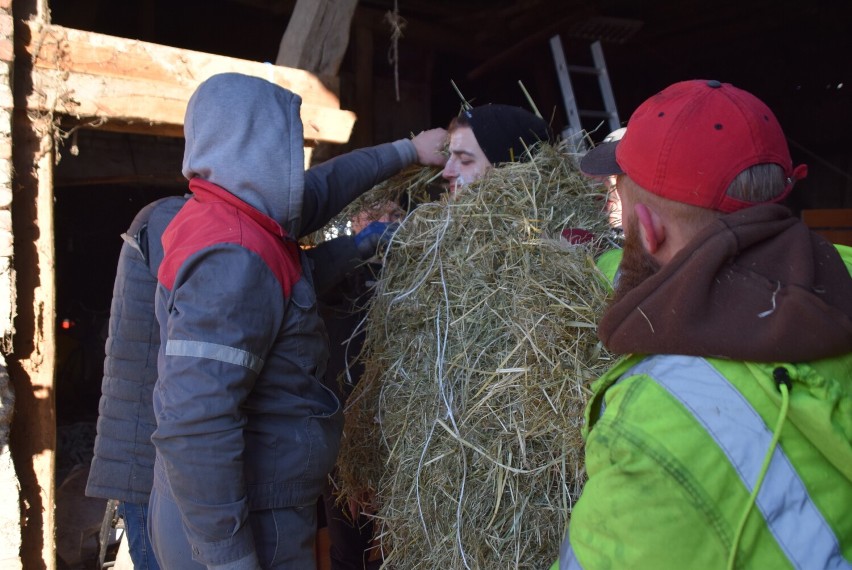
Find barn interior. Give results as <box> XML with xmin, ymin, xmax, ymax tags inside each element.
<box><xmin>43</xmin><ymin>1</ymin><xmax>851</xmax><ymax>563</ymax></box>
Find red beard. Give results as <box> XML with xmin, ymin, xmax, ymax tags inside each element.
<box><xmin>610</xmin><ymin>220</ymin><xmax>661</xmax><ymax>307</ymax></box>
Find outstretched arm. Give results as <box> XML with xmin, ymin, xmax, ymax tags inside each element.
<box><xmin>299</xmin><ymin>128</ymin><xmax>447</xmax><ymax>236</ymax></box>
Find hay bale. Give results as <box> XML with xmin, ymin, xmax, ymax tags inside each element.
<box><xmin>337</xmin><ymin>142</ymin><xmax>614</xmax><ymax>569</ymax></box>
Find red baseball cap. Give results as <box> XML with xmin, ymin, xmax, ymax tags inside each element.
<box><xmin>580</xmin><ymin>79</ymin><xmax>807</xmax><ymax>213</ymax></box>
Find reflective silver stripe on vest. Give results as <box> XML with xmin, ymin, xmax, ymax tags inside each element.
<box><xmin>559</xmin><ymin>526</ymin><xmax>583</xmax><ymax>570</ymax></box>
<box><xmin>627</xmin><ymin>355</ymin><xmax>849</xmax><ymax>570</ymax></box>
<box><xmin>165</xmin><ymin>339</ymin><xmax>265</xmax><ymax>374</ymax></box>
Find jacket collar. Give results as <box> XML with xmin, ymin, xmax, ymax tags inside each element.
<box><xmin>189</xmin><ymin>178</ymin><xmax>288</xmax><ymax>239</ymax></box>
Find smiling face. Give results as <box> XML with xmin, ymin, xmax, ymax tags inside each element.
<box><xmin>441</xmin><ymin>126</ymin><xmax>492</xmax><ymax>194</ymax></box>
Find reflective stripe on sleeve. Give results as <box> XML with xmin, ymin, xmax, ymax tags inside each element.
<box><xmin>165</xmin><ymin>339</ymin><xmax>265</xmax><ymax>374</ymax></box>
<box><xmin>626</xmin><ymin>355</ymin><xmax>849</xmax><ymax>570</ymax></box>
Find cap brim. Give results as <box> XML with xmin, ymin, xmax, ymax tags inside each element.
<box><xmin>579</xmin><ymin>141</ymin><xmax>624</xmax><ymax>177</ymax></box>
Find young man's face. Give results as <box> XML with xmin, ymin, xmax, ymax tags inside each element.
<box><xmin>590</xmin><ymin>174</ymin><xmax>623</xmax><ymax>229</ymax></box>
<box><xmin>441</xmin><ymin>126</ymin><xmax>492</xmax><ymax>193</ymax></box>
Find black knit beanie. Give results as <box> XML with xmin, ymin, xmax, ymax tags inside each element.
<box><xmin>462</xmin><ymin>104</ymin><xmax>551</xmax><ymax>164</ymax></box>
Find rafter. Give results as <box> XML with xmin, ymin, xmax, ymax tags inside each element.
<box><xmin>23</xmin><ymin>23</ymin><xmax>356</xmax><ymax>142</ymax></box>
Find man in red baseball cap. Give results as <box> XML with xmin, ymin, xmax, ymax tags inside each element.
<box><xmin>551</xmin><ymin>80</ymin><xmax>852</xmax><ymax>569</ymax></box>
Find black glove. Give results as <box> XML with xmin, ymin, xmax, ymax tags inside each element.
<box><xmin>353</xmin><ymin>221</ymin><xmax>398</xmax><ymax>259</ymax></box>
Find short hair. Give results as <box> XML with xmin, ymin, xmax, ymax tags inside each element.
<box><xmin>448</xmin><ymin>113</ymin><xmax>470</xmax><ymax>133</ymax></box>
<box><xmin>617</xmin><ymin>175</ymin><xmax>718</xmax><ymax>239</ymax></box>
<box><xmin>725</xmin><ymin>163</ymin><xmax>788</xmax><ymax>203</ymax></box>
<box><xmin>618</xmin><ymin>162</ymin><xmax>790</xmax><ymax>245</ymax></box>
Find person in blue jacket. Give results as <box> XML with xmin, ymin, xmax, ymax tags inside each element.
<box><xmin>85</xmin><ymin>195</ymin><xmax>186</xmax><ymax>570</ymax></box>
<box><xmin>86</xmin><ymin>71</ymin><xmax>446</xmax><ymax>570</ymax></box>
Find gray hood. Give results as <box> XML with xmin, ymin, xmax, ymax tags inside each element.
<box><xmin>182</xmin><ymin>72</ymin><xmax>305</xmax><ymax>237</ymax></box>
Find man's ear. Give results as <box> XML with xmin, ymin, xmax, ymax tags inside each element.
<box><xmin>634</xmin><ymin>203</ymin><xmax>665</xmax><ymax>255</ymax></box>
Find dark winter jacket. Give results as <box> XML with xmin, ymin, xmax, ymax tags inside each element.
<box><xmin>86</xmin><ymin>195</ymin><xmax>187</xmax><ymax>504</ymax></box>
<box><xmin>149</xmin><ymin>73</ymin><xmax>418</xmax><ymax>568</ymax></box>
<box><xmin>87</xmin><ymin>85</ymin><xmax>419</xmax><ymax>511</ymax></box>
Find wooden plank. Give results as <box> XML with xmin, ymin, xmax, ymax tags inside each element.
<box><xmin>9</xmin><ymin>2</ymin><xmax>58</xmax><ymax>568</ymax></box>
<box><xmin>31</xmin><ymin>67</ymin><xmax>355</xmax><ymax>142</ymax></box>
<box><xmin>802</xmin><ymin>208</ymin><xmax>852</xmax><ymax>246</ymax></box>
<box><xmin>276</xmin><ymin>0</ymin><xmax>358</xmax><ymax>78</ymax></box>
<box><xmin>802</xmin><ymin>208</ymin><xmax>852</xmax><ymax>227</ymax></box>
<box><xmin>10</xmin><ymin>95</ymin><xmax>59</xmax><ymax>570</ymax></box>
<box><xmin>30</xmin><ymin>24</ymin><xmax>340</xmax><ymax>108</ymax></box>
<box><xmin>24</xmin><ymin>24</ymin><xmax>356</xmax><ymax>142</ymax></box>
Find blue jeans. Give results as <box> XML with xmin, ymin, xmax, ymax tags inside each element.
<box><xmin>119</xmin><ymin>501</ymin><xmax>161</xmax><ymax>570</ymax></box>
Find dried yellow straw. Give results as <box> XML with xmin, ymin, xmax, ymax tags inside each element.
<box><xmin>337</xmin><ymin>141</ymin><xmax>614</xmax><ymax>569</ymax></box>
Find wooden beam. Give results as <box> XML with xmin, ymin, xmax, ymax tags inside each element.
<box><xmin>24</xmin><ymin>24</ymin><xmax>356</xmax><ymax>142</ymax></box>
<box><xmin>10</xmin><ymin>3</ymin><xmax>57</xmax><ymax>569</ymax></box>
<box><xmin>275</xmin><ymin>0</ymin><xmax>358</xmax><ymax>78</ymax></box>
<box><xmin>8</xmin><ymin>111</ymin><xmax>56</xmax><ymax>570</ymax></box>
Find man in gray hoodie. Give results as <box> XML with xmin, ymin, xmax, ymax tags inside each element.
<box><xmin>121</xmin><ymin>72</ymin><xmax>446</xmax><ymax>570</ymax></box>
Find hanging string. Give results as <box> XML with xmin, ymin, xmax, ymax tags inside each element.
<box><xmin>384</xmin><ymin>0</ymin><xmax>406</xmax><ymax>102</ymax></box>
